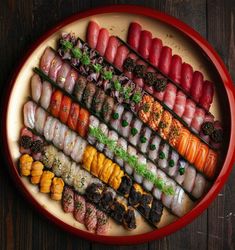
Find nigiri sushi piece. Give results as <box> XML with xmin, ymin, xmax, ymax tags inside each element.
<box><xmin>148</xmin><ymin>101</ymin><xmax>163</xmax><ymax>131</ymax></box>
<box><xmin>104</xmin><ymin>130</ymin><xmax>118</xmax><ymax>160</ymax></box>
<box><xmin>96</xmin><ymin>28</ymin><xmax>109</xmax><ymax>56</ymax></box>
<box><xmin>175</xmin><ymin>160</ymin><xmax>188</xmax><ymax>185</ymax></box>
<box><xmin>194</xmin><ymin>143</ymin><xmax>209</xmax><ymax>172</ymax></box>
<box><xmin>56</xmin><ymin>62</ymin><xmax>71</xmax><ymax>88</ymax></box>
<box><xmin>182</xmin><ymin>165</ymin><xmax>196</xmax><ymax>193</ymax></box>
<box><xmin>173</xmin><ymin>91</ymin><xmax>186</xmax><ymax>117</ymax></box>
<box><xmin>73</xmin><ymin>169</ymin><xmax>92</xmax><ymax>194</ymax></box>
<box><xmin>87</xmin><ymin>21</ymin><xmax>100</xmax><ymax>49</ymax></box>
<box><xmin>52</xmin><ymin>122</ymin><xmax>66</xmax><ymax>150</ymax></box>
<box><xmin>129</xmin><ymin>118</ymin><xmax>142</xmax><ymax>146</ymax></box>
<box><xmin>43</xmin><ymin>116</ymin><xmax>57</xmax><ymax>141</ymax></box>
<box><xmin>67</xmin><ymin>103</ymin><xmax>80</xmax><ymax>131</ymax></box>
<box><xmin>168</xmin><ymin>119</ymin><xmax>183</xmax><ymax>147</ymax></box>
<box><xmin>73</xmin><ymin>76</ymin><xmax>87</xmax><ymax>102</ymax></box>
<box><xmin>157</xmin><ymin>143</ymin><xmax>170</xmax><ymax>169</ymax></box>
<box><xmin>31</xmin><ymin>74</ymin><xmax>42</xmax><ymax>103</ymax></box>
<box><xmin>162</xmin><ymin>178</ymin><xmax>176</xmax><ymax>208</ymax></box>
<box><xmin>23</xmin><ymin>101</ymin><xmax>36</xmax><ymax>129</ymax></box>
<box><xmin>158</xmin><ymin>46</ymin><xmax>172</xmax><ymax>75</ymax></box>
<box><xmin>133</xmin><ymin>60</ymin><xmax>146</xmax><ymax>88</ymax></box>
<box><xmin>175</xmin><ymin>128</ymin><xmax>190</xmax><ymax>156</ymax></box>
<box><xmin>40</xmin><ymin>47</ymin><xmax>55</xmax><ymax>75</ymax></box>
<box><xmin>62</xmin><ymin>186</ymin><xmax>74</xmax><ymax>213</ymax></box>
<box><xmin>120</xmin><ymin>111</ymin><xmax>133</xmax><ymax>138</ymax></box>
<box><xmin>149</xmin><ymin>38</ymin><xmax>163</xmax><ymax>67</ymax></box>
<box><xmin>87</xmin><ymin>116</ymin><xmax>100</xmax><ymax>145</ymax></box>
<box><xmin>19</xmin><ymin>128</ymin><xmax>33</xmax><ymax>154</ymax></box>
<box><xmin>148</xmin><ymin>135</ymin><xmax>161</xmax><ymax>161</ymax></box>
<box><xmin>167</xmin><ymin>149</ymin><xmax>179</xmax><ymax>177</ymax></box>
<box><xmin>203</xmin><ymin>149</ymin><xmax>218</xmax><ymax>179</ymax></box>
<box><xmin>211</xmin><ymin>121</ymin><xmax>223</xmax><ymax>149</ymax></box>
<box><xmin>40</xmin><ymin>81</ymin><xmax>53</xmax><ymax>110</ymax></box>
<box><xmin>199</xmin><ymin>80</ymin><xmax>214</xmax><ymax>111</ymax></box>
<box><xmin>199</xmin><ymin>114</ymin><xmax>214</xmax><ymax>142</ymax></box>
<box><xmin>104</xmin><ymin>36</ymin><xmax>120</xmax><ymax>63</ymax></box>
<box><xmin>62</xmin><ymin>162</ymin><xmax>77</xmax><ymax>186</ymax></box>
<box><xmin>82</xmin><ymin>82</ymin><xmax>96</xmax><ymax>109</ymax></box>
<box><xmin>127</xmin><ymin>22</ymin><xmax>142</xmax><ymax>50</ymax></box>
<box><xmin>96</xmin><ymin>210</ymin><xmax>109</xmax><ymax>235</ymax></box>
<box><xmin>115</xmin><ymin>137</ymin><xmax>127</xmax><ymax>167</ymax></box>
<box><xmin>49</xmin><ymin>56</ymin><xmax>62</xmax><ymax>81</ymax></box>
<box><xmin>191</xmin><ymin>108</ymin><xmax>205</xmax><ymax>133</ymax></box>
<box><xmin>52</xmin><ymin>151</ymin><xmax>68</xmax><ymax>177</ymax></box>
<box><xmin>77</xmin><ymin>108</ymin><xmax>89</xmax><ymax>137</ymax></box>
<box><xmin>133</xmin><ymin>154</ymin><xmax>146</xmax><ymax>184</ymax></box>
<box><xmin>50</xmin><ymin>90</ymin><xmax>63</xmax><ymax>118</ymax></box>
<box><xmin>63</xmin><ymin>130</ymin><xmax>77</xmax><ymax>156</ymax></box>
<box><xmin>59</xmin><ymin>95</ymin><xmax>72</xmax><ymax>124</ymax></box>
<box><xmin>101</xmin><ymin>97</ymin><xmax>115</xmax><ymax>123</ymax></box>
<box><xmin>190</xmin><ymin>71</ymin><xmax>203</xmax><ymax>102</ymax></box>
<box><xmin>110</xmin><ymin>104</ymin><xmax>124</xmax><ymax>131</ymax></box>
<box><xmin>96</xmin><ymin>123</ymin><xmax>108</xmax><ymax>151</ymax></box>
<box><xmin>182</xmin><ymin>99</ymin><xmax>196</xmax><ymax>125</ymax></box>
<box><xmin>92</xmin><ymin>88</ymin><xmax>106</xmax><ymax>114</ymax></box>
<box><xmin>184</xmin><ymin>135</ymin><xmax>200</xmax><ymax>164</ymax></box>
<box><xmin>35</xmin><ymin>107</ymin><xmax>47</xmax><ymax>135</ymax></box>
<box><xmin>64</xmin><ymin>69</ymin><xmax>78</xmax><ymax>94</ymax></box>
<box><xmin>41</xmin><ymin>145</ymin><xmax>58</xmax><ymax>168</ymax></box>
<box><xmin>71</xmin><ymin>137</ymin><xmax>87</xmax><ymax>163</ymax></box>
<box><xmin>169</xmin><ymin>55</ymin><xmax>182</xmax><ymax>83</ymax></box>
<box><xmin>138</xmin><ymin>30</ymin><xmax>152</xmax><ymax>59</ymax></box>
<box><xmin>158</xmin><ymin>111</ymin><xmax>173</xmax><ymax>140</ymax></box>
<box><xmin>138</xmin><ymin>95</ymin><xmax>154</xmax><ymax>123</ymax></box>
<box><xmin>143</xmin><ymin>161</ymin><xmax>157</xmax><ymax>191</ymax></box>
<box><xmin>125</xmin><ymin>145</ymin><xmax>136</xmax><ymax>175</ymax></box>
<box><xmin>152</xmin><ymin>169</ymin><xmax>166</xmax><ymax>200</ymax></box>
<box><xmin>191</xmin><ymin>173</ymin><xmax>208</xmax><ymax>199</ymax></box>
<box><xmin>85</xmin><ymin>202</ymin><xmax>98</xmax><ymax>232</ymax></box>
<box><xmin>74</xmin><ymin>193</ymin><xmax>86</xmax><ymax>223</ymax></box>
<box><xmin>139</xmin><ymin>127</ymin><xmax>151</xmax><ymax>154</ymax></box>
<box><xmin>113</xmin><ymin>45</ymin><xmax>129</xmax><ymax>70</ymax></box>
<box><xmin>181</xmin><ymin>63</ymin><xmax>193</xmax><ymax>92</ymax></box>
<box><xmin>163</xmin><ymin>83</ymin><xmax>177</xmax><ymax>109</ymax></box>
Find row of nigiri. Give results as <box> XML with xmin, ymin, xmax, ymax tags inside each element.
<box><xmin>23</xmin><ymin>101</ymin><xmax>193</xmax><ymax>218</ymax></box>
<box><xmin>29</xmin><ymin>75</ymin><xmax>208</xmax><ymax>197</ymax></box>
<box><xmin>86</xmin><ymin>20</ymin><xmax>214</xmax><ymax>111</ymax></box>
<box><xmin>37</xmin><ymin>47</ymin><xmax>219</xmax><ymax>179</ymax></box>
<box><xmin>56</xmin><ymin>34</ymin><xmax>222</xmax><ymax>148</ymax></box>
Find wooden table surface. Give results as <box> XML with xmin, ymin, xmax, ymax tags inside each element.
<box><xmin>0</xmin><ymin>1</ymin><xmax>234</xmax><ymax>249</ymax></box>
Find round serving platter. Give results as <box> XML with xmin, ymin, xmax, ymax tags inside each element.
<box><xmin>2</xmin><ymin>5</ymin><xmax>235</xmax><ymax>245</ymax></box>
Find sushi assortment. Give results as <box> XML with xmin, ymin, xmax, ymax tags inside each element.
<box><xmin>17</xmin><ymin>20</ymin><xmax>224</xmax><ymax>235</ymax></box>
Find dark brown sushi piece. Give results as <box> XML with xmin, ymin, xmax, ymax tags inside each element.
<box><xmin>82</xmin><ymin>82</ymin><xmax>96</xmax><ymax>109</ymax></box>
<box><xmin>123</xmin><ymin>207</ymin><xmax>137</xmax><ymax>230</ymax></box>
<box><xmin>98</xmin><ymin>188</ymin><xmax>115</xmax><ymax>213</ymax></box>
<box><xmin>110</xmin><ymin>200</ymin><xmax>126</xmax><ymax>224</ymax></box>
<box><xmin>73</xmin><ymin>75</ymin><xmax>87</xmax><ymax>101</ymax></box>
<box><xmin>128</xmin><ymin>184</ymin><xmax>142</xmax><ymax>207</ymax></box>
<box><xmin>62</xmin><ymin>186</ymin><xmax>75</xmax><ymax>213</ymax></box>
<box><xmin>86</xmin><ymin>183</ymin><xmax>104</xmax><ymax>204</ymax></box>
<box><xmin>137</xmin><ymin>193</ymin><xmax>153</xmax><ymax>218</ymax></box>
<box><xmin>92</xmin><ymin>88</ymin><xmax>106</xmax><ymax>114</ymax></box>
<box><xmin>149</xmin><ymin>199</ymin><xmax>163</xmax><ymax>224</ymax></box>
<box><xmin>117</xmin><ymin>175</ymin><xmax>132</xmax><ymax>197</ymax></box>
<box><xmin>101</xmin><ymin>96</ymin><xmax>115</xmax><ymax>122</ymax></box>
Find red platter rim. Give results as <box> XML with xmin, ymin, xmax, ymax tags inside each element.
<box><xmin>2</xmin><ymin>4</ymin><xmax>235</xmax><ymax>245</ymax></box>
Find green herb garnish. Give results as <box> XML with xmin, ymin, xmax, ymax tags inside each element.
<box><xmin>140</xmin><ymin>136</ymin><xmax>147</xmax><ymax>143</ymax></box>
<box><xmin>159</xmin><ymin>151</ymin><xmax>165</xmax><ymax>159</ymax></box>
<box><xmin>81</xmin><ymin>53</ymin><xmax>90</xmax><ymax>65</ymax></box>
<box><xmin>112</xmin><ymin>112</ymin><xmax>119</xmax><ymax>120</ymax></box>
<box><xmin>113</xmin><ymin>80</ymin><xmax>121</xmax><ymax>91</ymax></box>
<box><xmin>131</xmin><ymin>91</ymin><xmax>141</xmax><ymax>104</ymax></box>
<box><xmin>179</xmin><ymin>167</ymin><xmax>185</xmax><ymax>175</ymax></box>
<box><xmin>61</xmin><ymin>40</ymin><xmax>73</xmax><ymax>50</ymax></box>
<box><xmin>121</xmin><ymin>120</ymin><xmax>129</xmax><ymax>127</ymax></box>
<box><xmin>150</xmin><ymin>144</ymin><xmax>156</xmax><ymax>150</ymax></box>
<box><xmin>103</xmin><ymin>70</ymin><xmax>113</xmax><ymax>80</ymax></box>
<box><xmin>123</xmin><ymin>87</ymin><xmax>132</xmax><ymax>100</ymax></box>
<box><xmin>169</xmin><ymin>159</ymin><xmax>174</xmax><ymax>167</ymax></box>
<box><xmin>71</xmin><ymin>47</ymin><xmax>82</xmax><ymax>59</ymax></box>
<box><xmin>92</xmin><ymin>63</ymin><xmax>102</xmax><ymax>73</ymax></box>
<box><xmin>131</xmin><ymin>127</ymin><xmax>138</xmax><ymax>136</ymax></box>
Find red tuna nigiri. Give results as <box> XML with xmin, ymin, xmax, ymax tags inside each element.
<box><xmin>96</xmin><ymin>28</ymin><xmax>110</xmax><ymax>56</ymax></box>
<box><xmin>87</xmin><ymin>21</ymin><xmax>100</xmax><ymax>49</ymax></box>
<box><xmin>158</xmin><ymin>46</ymin><xmax>172</xmax><ymax>75</ymax></box>
<box><xmin>104</xmin><ymin>36</ymin><xmax>120</xmax><ymax>63</ymax></box>
<box><xmin>113</xmin><ymin>45</ymin><xmax>129</xmax><ymax>70</ymax></box>
<box><xmin>190</xmin><ymin>71</ymin><xmax>203</xmax><ymax>102</ymax></box>
<box><xmin>169</xmin><ymin>55</ymin><xmax>182</xmax><ymax>83</ymax></box>
<box><xmin>199</xmin><ymin>80</ymin><xmax>214</xmax><ymax>111</ymax></box>
<box><xmin>149</xmin><ymin>38</ymin><xmax>163</xmax><ymax>67</ymax></box>
<box><xmin>181</xmin><ymin>63</ymin><xmax>193</xmax><ymax>92</ymax></box>
<box><xmin>127</xmin><ymin>22</ymin><xmax>142</xmax><ymax>50</ymax></box>
<box><xmin>138</xmin><ymin>30</ymin><xmax>152</xmax><ymax>59</ymax></box>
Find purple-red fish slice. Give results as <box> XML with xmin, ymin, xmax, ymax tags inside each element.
<box><xmin>56</xmin><ymin>62</ymin><xmax>71</xmax><ymax>88</ymax></box>
<box><xmin>182</xmin><ymin>99</ymin><xmax>196</xmax><ymax>125</ymax></box>
<box><xmin>104</xmin><ymin>36</ymin><xmax>120</xmax><ymax>63</ymax></box>
<box><xmin>190</xmin><ymin>71</ymin><xmax>203</xmax><ymax>102</ymax></box>
<box><xmin>181</xmin><ymin>63</ymin><xmax>193</xmax><ymax>91</ymax></box>
<box><xmin>127</xmin><ymin>22</ymin><xmax>142</xmax><ymax>50</ymax></box>
<box><xmin>199</xmin><ymin>80</ymin><xmax>214</xmax><ymax>111</ymax></box>
<box><xmin>64</xmin><ymin>69</ymin><xmax>78</xmax><ymax>94</ymax></box>
<box><xmin>163</xmin><ymin>83</ymin><xmax>177</xmax><ymax>109</ymax></box>
<box><xmin>62</xmin><ymin>186</ymin><xmax>75</xmax><ymax>213</ymax></box>
<box><xmin>173</xmin><ymin>91</ymin><xmax>186</xmax><ymax>117</ymax></box>
<box><xmin>113</xmin><ymin>45</ymin><xmax>129</xmax><ymax>70</ymax></box>
<box><xmin>149</xmin><ymin>38</ymin><xmax>163</xmax><ymax>67</ymax></box>
<box><xmin>40</xmin><ymin>47</ymin><xmax>55</xmax><ymax>75</ymax></box>
<box><xmin>87</xmin><ymin>21</ymin><xmax>100</xmax><ymax>49</ymax></box>
<box><xmin>84</xmin><ymin>202</ymin><xmax>97</xmax><ymax>232</ymax></box>
<box><xmin>191</xmin><ymin>108</ymin><xmax>205</xmax><ymax>133</ymax></box>
<box><xmin>169</xmin><ymin>55</ymin><xmax>182</xmax><ymax>84</ymax></box>
<box><xmin>96</xmin><ymin>28</ymin><xmax>110</xmax><ymax>56</ymax></box>
<box><xmin>138</xmin><ymin>30</ymin><xmax>152</xmax><ymax>59</ymax></box>
<box><xmin>96</xmin><ymin>210</ymin><xmax>109</xmax><ymax>235</ymax></box>
<box><xmin>31</xmin><ymin>74</ymin><xmax>42</xmax><ymax>103</ymax></box>
<box><xmin>73</xmin><ymin>193</ymin><xmax>86</xmax><ymax>223</ymax></box>
<box><xmin>48</xmin><ymin>55</ymin><xmax>63</xmax><ymax>82</ymax></box>
<box><xmin>158</xmin><ymin>46</ymin><xmax>172</xmax><ymax>75</ymax></box>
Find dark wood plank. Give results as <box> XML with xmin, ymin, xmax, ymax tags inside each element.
<box><xmin>207</xmin><ymin>1</ymin><xmax>235</xmax><ymax>249</ymax></box>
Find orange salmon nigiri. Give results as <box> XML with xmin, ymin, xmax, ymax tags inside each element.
<box><xmin>175</xmin><ymin>128</ymin><xmax>190</xmax><ymax>156</ymax></box>
<box><xmin>184</xmin><ymin>135</ymin><xmax>200</xmax><ymax>164</ymax></box>
<box><xmin>194</xmin><ymin>143</ymin><xmax>209</xmax><ymax>172</ymax></box>
<box><xmin>158</xmin><ymin>111</ymin><xmax>173</xmax><ymax>140</ymax></box>
<box><xmin>77</xmin><ymin>108</ymin><xmax>90</xmax><ymax>137</ymax></box>
<box><xmin>59</xmin><ymin>95</ymin><xmax>72</xmax><ymax>124</ymax></box>
<box><xmin>50</xmin><ymin>90</ymin><xmax>63</xmax><ymax>117</ymax></box>
<box><xmin>203</xmin><ymin>149</ymin><xmax>218</xmax><ymax>179</ymax></box>
<box><xmin>168</xmin><ymin>119</ymin><xmax>183</xmax><ymax>147</ymax></box>
<box><xmin>138</xmin><ymin>94</ymin><xmax>154</xmax><ymax>123</ymax></box>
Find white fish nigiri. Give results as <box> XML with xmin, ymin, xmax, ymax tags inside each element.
<box><xmin>40</xmin><ymin>81</ymin><xmax>53</xmax><ymax>109</ymax></box>
<box><xmin>96</xmin><ymin>123</ymin><xmax>108</xmax><ymax>151</ymax></box>
<box><xmin>148</xmin><ymin>135</ymin><xmax>161</xmax><ymax>161</ymax></box>
<box><xmin>63</xmin><ymin>129</ymin><xmax>77</xmax><ymax>156</ymax></box>
<box><xmin>133</xmin><ymin>154</ymin><xmax>146</xmax><ymax>184</ymax></box>
<box><xmin>182</xmin><ymin>165</ymin><xmax>196</xmax><ymax>193</ymax></box>
<box><xmin>104</xmin><ymin>130</ymin><xmax>118</xmax><ymax>160</ymax></box>
<box><xmin>125</xmin><ymin>145</ymin><xmax>136</xmax><ymax>175</ymax></box>
<box><xmin>168</xmin><ymin>150</ymin><xmax>179</xmax><ymax>177</ymax></box>
<box><xmin>23</xmin><ymin>101</ymin><xmax>36</xmax><ymax>129</ymax></box>
<box><xmin>143</xmin><ymin>161</ymin><xmax>157</xmax><ymax>191</ymax></box>
<box><xmin>73</xmin><ymin>169</ymin><xmax>92</xmax><ymax>194</ymax></box>
<box><xmin>129</xmin><ymin>118</ymin><xmax>142</xmax><ymax>146</ymax></box>
<box><xmin>52</xmin><ymin>151</ymin><xmax>68</xmax><ymax>177</ymax></box>
<box><xmin>43</xmin><ymin>117</ymin><xmax>57</xmax><ymax>141</ymax></box>
<box><xmin>110</xmin><ymin>104</ymin><xmax>124</xmax><ymax>130</ymax></box>
<box><xmin>139</xmin><ymin>127</ymin><xmax>151</xmax><ymax>154</ymax></box>
<box><xmin>53</xmin><ymin>122</ymin><xmax>66</xmax><ymax>150</ymax></box>
<box><xmin>162</xmin><ymin>178</ymin><xmax>176</xmax><ymax>208</ymax></box>
<box><xmin>35</xmin><ymin>107</ymin><xmax>47</xmax><ymax>135</ymax></box>
<box><xmin>157</xmin><ymin>143</ymin><xmax>170</xmax><ymax>169</ymax></box>
<box><xmin>115</xmin><ymin>137</ymin><xmax>127</xmax><ymax>167</ymax></box>
<box><xmin>171</xmin><ymin>186</ymin><xmax>188</xmax><ymax>217</ymax></box>
<box><xmin>88</xmin><ymin>115</ymin><xmax>100</xmax><ymax>145</ymax></box>
<box><xmin>62</xmin><ymin>162</ymin><xmax>77</xmax><ymax>186</ymax></box>
<box><xmin>31</xmin><ymin>74</ymin><xmax>42</xmax><ymax>102</ymax></box>
<box><xmin>120</xmin><ymin>111</ymin><xmax>133</xmax><ymax>138</ymax></box>
<box><xmin>152</xmin><ymin>169</ymin><xmax>166</xmax><ymax>200</ymax></box>
<box><xmin>71</xmin><ymin>137</ymin><xmax>87</xmax><ymax>163</ymax></box>
<box><xmin>175</xmin><ymin>160</ymin><xmax>188</xmax><ymax>185</ymax></box>
<box><xmin>191</xmin><ymin>173</ymin><xmax>208</xmax><ymax>199</ymax></box>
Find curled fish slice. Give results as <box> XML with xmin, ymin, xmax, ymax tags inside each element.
<box><xmin>23</xmin><ymin>101</ymin><xmax>36</xmax><ymax>129</ymax></box>
<box><xmin>40</xmin><ymin>81</ymin><xmax>53</xmax><ymax>109</ymax></box>
<box><xmin>71</xmin><ymin>137</ymin><xmax>87</xmax><ymax>163</ymax></box>
<box><xmin>31</xmin><ymin>74</ymin><xmax>42</xmax><ymax>102</ymax></box>
<box><xmin>43</xmin><ymin>117</ymin><xmax>57</xmax><ymax>141</ymax></box>
<box><xmin>35</xmin><ymin>107</ymin><xmax>47</xmax><ymax>135</ymax></box>
<box><xmin>63</xmin><ymin>130</ymin><xmax>77</xmax><ymax>156</ymax></box>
